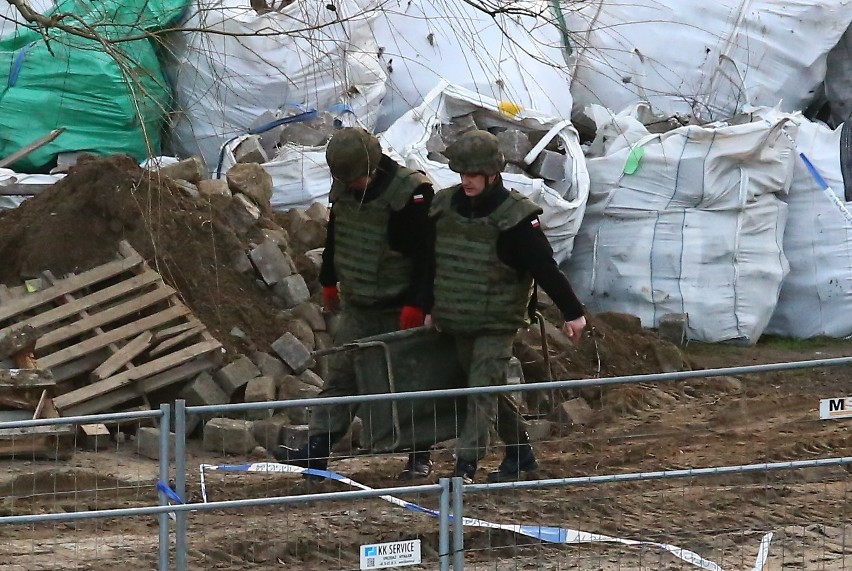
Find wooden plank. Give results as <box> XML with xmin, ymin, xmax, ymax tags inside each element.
<box><xmin>50</xmin><ymin>351</ymin><xmax>109</xmax><ymax>383</ymax></box>
<box><xmin>62</xmin><ymin>356</ymin><xmax>218</xmax><ymax>416</ymax></box>
<box><xmin>0</xmin><ymin>394</ymin><xmax>37</xmax><ymax>410</ymax></box>
<box><xmin>0</xmin><ymin>254</ymin><xmax>143</xmax><ymax>323</ymax></box>
<box><xmin>39</xmin><ymin>304</ymin><xmax>190</xmax><ymax>370</ymax></box>
<box><xmin>91</xmin><ymin>331</ymin><xmax>153</xmax><ymax>381</ymax></box>
<box><xmin>32</xmin><ymin>390</ymin><xmax>47</xmax><ymax>418</ymax></box>
<box><xmin>0</xmin><ymin>436</ymin><xmax>71</xmax><ymax>459</ymax></box>
<box><xmin>151</xmin><ymin>318</ymin><xmax>203</xmax><ymax>342</ymax></box>
<box><xmin>0</xmin><ymin>369</ymin><xmax>55</xmax><ymax>389</ymax></box>
<box><xmin>36</xmin><ymin>285</ymin><xmax>175</xmax><ymax>349</ymax></box>
<box><xmin>0</xmin><ymin>425</ymin><xmax>74</xmax><ymax>439</ymax></box>
<box><xmin>53</xmin><ymin>339</ymin><xmax>221</xmax><ymax>411</ymax></box>
<box><xmin>0</xmin><ymin>270</ymin><xmax>161</xmax><ymax>338</ymax></box>
<box><xmin>0</xmin><ymin>285</ymin><xmax>13</xmax><ymax>306</ymax></box>
<box><xmin>147</xmin><ymin>326</ymin><xmax>202</xmax><ymax>358</ymax></box>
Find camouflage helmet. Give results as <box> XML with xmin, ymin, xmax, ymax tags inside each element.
<box><xmin>445</xmin><ymin>130</ymin><xmax>505</xmax><ymax>175</ymax></box>
<box><xmin>325</xmin><ymin>127</ymin><xmax>383</xmax><ymax>183</ymax></box>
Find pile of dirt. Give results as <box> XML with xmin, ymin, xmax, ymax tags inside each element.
<box><xmin>0</xmin><ymin>155</ymin><xmax>290</xmax><ymax>355</ymax></box>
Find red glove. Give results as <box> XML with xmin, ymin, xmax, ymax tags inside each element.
<box><xmin>399</xmin><ymin>305</ymin><xmax>424</xmax><ymax>329</ymax></box>
<box><xmin>322</xmin><ymin>286</ymin><xmax>340</xmax><ymax>311</ymax></box>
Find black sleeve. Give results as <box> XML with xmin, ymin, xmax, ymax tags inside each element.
<box><xmin>497</xmin><ymin>214</ymin><xmax>585</xmax><ymax>321</ymax></box>
<box><xmin>388</xmin><ymin>182</ymin><xmax>435</xmax><ymax>308</ymax></box>
<box><xmin>318</xmin><ymin>208</ymin><xmax>338</xmax><ymax>288</ymax></box>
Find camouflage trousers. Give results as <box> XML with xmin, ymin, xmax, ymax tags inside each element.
<box><xmin>308</xmin><ymin>304</ymin><xmax>400</xmax><ymax>437</ymax></box>
<box><xmin>451</xmin><ymin>332</ymin><xmax>528</xmax><ymax>463</ymax></box>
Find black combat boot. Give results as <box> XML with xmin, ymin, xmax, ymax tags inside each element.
<box><xmin>486</xmin><ymin>439</ymin><xmax>539</xmax><ymax>483</ymax></box>
<box><xmin>398</xmin><ymin>451</ymin><xmax>433</xmax><ymax>480</ymax></box>
<box><xmin>272</xmin><ymin>432</ymin><xmax>340</xmax><ymax>476</ymax></box>
<box><xmin>453</xmin><ymin>458</ymin><xmax>478</xmax><ymax>485</ymax></box>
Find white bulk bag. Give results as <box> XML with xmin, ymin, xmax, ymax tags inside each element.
<box><xmin>168</xmin><ymin>0</ymin><xmax>387</xmax><ymax>170</ymax></box>
<box><xmin>380</xmin><ymin>81</ymin><xmax>589</xmax><ymax>263</ymax></box>
<box><xmin>370</xmin><ymin>0</ymin><xmax>573</xmax><ymax>132</ymax></box>
<box><xmin>566</xmin><ymin>104</ymin><xmax>794</xmax><ymax>344</ymax></box>
<box><xmin>767</xmin><ymin>117</ymin><xmax>852</xmax><ymax>338</ymax></box>
<box><xmin>565</xmin><ymin>0</ymin><xmax>852</xmax><ymax>122</ymax></box>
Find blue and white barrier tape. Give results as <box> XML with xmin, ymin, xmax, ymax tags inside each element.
<box><xmin>199</xmin><ymin>462</ymin><xmax>772</xmax><ymax>571</ymax></box>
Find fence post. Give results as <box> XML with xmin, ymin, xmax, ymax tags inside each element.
<box><xmin>452</xmin><ymin>477</ymin><xmax>464</xmax><ymax>571</ymax></box>
<box><xmin>158</xmin><ymin>403</ymin><xmax>171</xmax><ymax>571</ymax></box>
<box><xmin>174</xmin><ymin>399</ymin><xmax>187</xmax><ymax>571</ymax></box>
<box><xmin>439</xmin><ymin>478</ymin><xmax>451</xmax><ymax>571</ymax></box>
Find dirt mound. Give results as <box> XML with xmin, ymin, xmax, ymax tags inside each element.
<box><xmin>0</xmin><ymin>155</ymin><xmax>288</xmax><ymax>355</ymax></box>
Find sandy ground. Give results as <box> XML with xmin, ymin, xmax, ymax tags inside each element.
<box><xmin>0</xmin><ymin>338</ymin><xmax>850</xmax><ymax>570</ymax></box>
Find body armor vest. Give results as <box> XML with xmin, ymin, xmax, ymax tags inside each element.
<box><xmin>430</xmin><ymin>186</ymin><xmax>542</xmax><ymax>333</ymax></box>
<box><xmin>332</xmin><ymin>166</ymin><xmax>429</xmax><ymax>306</ymax></box>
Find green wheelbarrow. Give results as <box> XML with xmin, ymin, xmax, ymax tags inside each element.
<box><xmin>313</xmin><ymin>326</ymin><xmax>468</xmax><ymax>453</ymax></box>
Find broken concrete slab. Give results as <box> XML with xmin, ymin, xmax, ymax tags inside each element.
<box><xmin>225</xmin><ymin>193</ymin><xmax>262</xmax><ymax>235</ymax></box>
<box><xmin>249</xmin><ymin>239</ymin><xmax>294</xmax><ymax>286</ymax></box>
<box><xmin>272</xmin><ymin>274</ymin><xmax>310</xmax><ymax>309</ymax></box>
<box><xmin>526</xmin><ymin>419</ymin><xmax>552</xmax><ymax>442</ymax></box>
<box><xmin>226</xmin><ymin>163</ymin><xmax>273</xmax><ymax>208</ymax></box>
<box><xmin>252</xmin><ymin>351</ymin><xmax>289</xmax><ymax>384</ymax></box>
<box><xmin>549</xmin><ymin>398</ymin><xmax>593</xmax><ymax>427</ymax></box>
<box><xmin>135</xmin><ymin>427</ymin><xmax>175</xmax><ymax>460</ymax></box>
<box><xmin>284</xmin><ymin>318</ymin><xmax>315</xmax><ymax>352</ymax></box>
<box><xmin>244</xmin><ymin>375</ymin><xmax>277</xmax><ymax>419</ymax></box>
<box><xmin>658</xmin><ymin>313</ymin><xmax>688</xmax><ymax>347</ymax></box>
<box><xmin>279</xmin><ymin>424</ymin><xmax>309</xmax><ymax>450</ymax></box>
<box><xmin>529</xmin><ymin>149</ymin><xmax>566</xmax><ymax>181</ymax></box>
<box><xmin>305</xmin><ymin>202</ymin><xmax>329</xmax><ymax>224</ymax></box>
<box><xmin>288</xmin><ymin>302</ymin><xmax>326</xmax><ymax>332</ymax></box>
<box><xmin>197</xmin><ymin>179</ymin><xmax>232</xmax><ymax>198</ymax></box>
<box><xmin>251</xmin><ymin>414</ymin><xmax>290</xmax><ymax>451</ymax></box>
<box><xmin>497</xmin><ymin>129</ymin><xmax>532</xmax><ymax>165</ymax></box>
<box><xmin>158</xmin><ymin>156</ymin><xmax>206</xmax><ymax>184</ymax></box>
<box><xmin>233</xmin><ymin>135</ymin><xmax>269</xmax><ymax>164</ymax></box>
<box><xmin>278</xmin><ymin>122</ymin><xmax>328</xmax><ymax>147</ymax></box>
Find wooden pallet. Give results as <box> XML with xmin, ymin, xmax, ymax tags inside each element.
<box><xmin>0</xmin><ymin>241</ymin><xmax>222</xmax><ymax>417</ymax></box>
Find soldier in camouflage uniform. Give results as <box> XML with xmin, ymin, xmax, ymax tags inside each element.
<box><xmin>426</xmin><ymin>130</ymin><xmax>587</xmax><ymax>484</ymax></box>
<box><xmin>273</xmin><ymin>127</ymin><xmax>435</xmax><ymax>479</ymax></box>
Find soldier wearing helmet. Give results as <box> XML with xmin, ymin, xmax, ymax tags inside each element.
<box><xmin>426</xmin><ymin>129</ymin><xmax>587</xmax><ymax>484</ymax></box>
<box><xmin>274</xmin><ymin>127</ymin><xmax>435</xmax><ymax>480</ymax></box>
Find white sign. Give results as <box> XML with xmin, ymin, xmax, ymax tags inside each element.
<box><xmin>360</xmin><ymin>539</ymin><xmax>421</xmax><ymax>569</ymax></box>
<box><xmin>819</xmin><ymin>397</ymin><xmax>852</xmax><ymax>419</ymax></box>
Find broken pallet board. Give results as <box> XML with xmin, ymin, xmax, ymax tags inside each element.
<box><xmin>0</xmin><ymin>241</ymin><xmax>222</xmax><ymax>416</ymax></box>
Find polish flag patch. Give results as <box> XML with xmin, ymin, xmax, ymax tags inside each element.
<box><xmin>531</xmin><ymin>219</ymin><xmax>540</xmax><ymax>228</ymax></box>
<box><xmin>413</xmin><ymin>194</ymin><xmax>425</xmax><ymax>203</ymax></box>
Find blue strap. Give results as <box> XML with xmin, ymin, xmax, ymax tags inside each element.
<box><xmin>8</xmin><ymin>42</ymin><xmax>36</xmax><ymax>88</ymax></box>
<box><xmin>215</xmin><ymin>109</ymin><xmax>319</xmax><ymax>179</ymax></box>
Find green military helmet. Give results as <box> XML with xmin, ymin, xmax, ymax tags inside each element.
<box><xmin>445</xmin><ymin>129</ymin><xmax>505</xmax><ymax>175</ymax></box>
<box><xmin>325</xmin><ymin>127</ymin><xmax>383</xmax><ymax>183</ymax></box>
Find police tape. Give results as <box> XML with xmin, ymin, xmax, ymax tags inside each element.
<box><xmin>198</xmin><ymin>462</ymin><xmax>773</xmax><ymax>571</ymax></box>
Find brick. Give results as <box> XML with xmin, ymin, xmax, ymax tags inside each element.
<box><xmin>249</xmin><ymin>239</ymin><xmax>294</xmax><ymax>286</ymax></box>
<box><xmin>549</xmin><ymin>398</ymin><xmax>593</xmax><ymax>427</ymax></box>
<box><xmin>244</xmin><ymin>375</ymin><xmax>277</xmax><ymax>419</ymax></box>
<box><xmin>135</xmin><ymin>427</ymin><xmax>175</xmax><ymax>460</ymax></box>
<box><xmin>203</xmin><ymin>418</ymin><xmax>257</xmax><ymax>455</ymax></box>
<box><xmin>197</xmin><ymin>179</ymin><xmax>232</xmax><ymax>198</ymax></box>
<box><xmin>529</xmin><ymin>149</ymin><xmax>566</xmax><ymax>181</ymax></box>
<box><xmin>271</xmin><ymin>333</ymin><xmax>314</xmax><ymax>374</ymax></box>
<box><xmin>234</xmin><ymin>135</ymin><xmax>269</xmax><ymax>164</ymax></box>
<box><xmin>272</xmin><ymin>274</ymin><xmax>310</xmax><ymax>308</ymax></box>
<box><xmin>289</xmin><ymin>302</ymin><xmax>326</xmax><ymax>331</ymax></box>
<box><xmin>497</xmin><ymin>129</ymin><xmax>532</xmax><ymax>164</ymax></box>
<box><xmin>79</xmin><ymin>424</ymin><xmax>111</xmax><ymax>451</ymax></box>
<box><xmin>225</xmin><ymin>194</ymin><xmax>261</xmax><ymax>235</ymax></box>
<box><xmin>213</xmin><ymin>355</ymin><xmax>261</xmax><ymax>396</ymax></box>
<box><xmin>226</xmin><ymin>163</ymin><xmax>273</xmax><ymax>208</ymax></box>
<box><xmin>294</xmin><ymin>219</ymin><xmax>327</xmax><ymax>251</ymax></box>
<box><xmin>526</xmin><ymin>419</ymin><xmax>552</xmax><ymax>442</ymax></box>
<box><xmin>284</xmin><ymin>318</ymin><xmax>315</xmax><ymax>351</ymax></box>
<box><xmin>279</xmin><ymin>424</ymin><xmax>310</xmax><ymax>450</ymax></box>
<box><xmin>299</xmin><ymin>369</ymin><xmax>324</xmax><ymax>389</ymax></box>
<box><xmin>252</xmin><ymin>351</ymin><xmax>290</xmax><ymax>383</ymax></box>
<box><xmin>440</xmin><ymin>114</ymin><xmax>478</xmax><ymax>143</ymax></box>
<box><xmin>158</xmin><ymin>156</ymin><xmax>207</xmax><ymax>184</ymax></box>
<box><xmin>658</xmin><ymin>313</ymin><xmax>688</xmax><ymax>347</ymax></box>
<box><xmin>252</xmin><ymin>415</ymin><xmax>291</xmax><ymax>450</ymax></box>
<box><xmin>180</xmin><ymin>371</ymin><xmax>229</xmax><ymax>406</ymax></box>
<box><xmin>305</xmin><ymin>202</ymin><xmax>329</xmax><ymax>223</ymax></box>
<box><xmin>278</xmin><ymin>122</ymin><xmax>328</xmax><ymax>147</ymax></box>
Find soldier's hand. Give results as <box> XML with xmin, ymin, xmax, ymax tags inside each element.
<box><xmin>562</xmin><ymin>315</ymin><xmax>586</xmax><ymax>345</ymax></box>
<box><xmin>322</xmin><ymin>286</ymin><xmax>340</xmax><ymax>312</ymax></box>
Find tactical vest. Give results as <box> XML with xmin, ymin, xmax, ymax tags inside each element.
<box><xmin>430</xmin><ymin>186</ymin><xmax>543</xmax><ymax>333</ymax></box>
<box><xmin>331</xmin><ymin>166</ymin><xmax>430</xmax><ymax>306</ymax></box>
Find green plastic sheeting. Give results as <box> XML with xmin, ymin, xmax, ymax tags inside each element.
<box><xmin>0</xmin><ymin>0</ymin><xmax>187</xmax><ymax>172</ymax></box>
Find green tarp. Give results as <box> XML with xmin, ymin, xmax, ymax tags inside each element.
<box><xmin>0</xmin><ymin>0</ymin><xmax>187</xmax><ymax>172</ymax></box>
